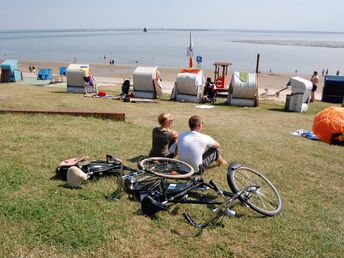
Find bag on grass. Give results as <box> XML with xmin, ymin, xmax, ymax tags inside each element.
<box><xmin>56</xmin><ymin>156</ymin><xmax>90</xmax><ymax>180</ymax></box>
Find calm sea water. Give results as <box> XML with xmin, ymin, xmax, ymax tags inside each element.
<box><xmin>0</xmin><ymin>29</ymin><xmax>343</xmax><ymax>74</ymax></box>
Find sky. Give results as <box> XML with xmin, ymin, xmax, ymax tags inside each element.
<box><xmin>0</xmin><ymin>0</ymin><xmax>343</xmax><ymax>32</ymax></box>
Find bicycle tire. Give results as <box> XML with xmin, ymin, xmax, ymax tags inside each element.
<box><xmin>227</xmin><ymin>163</ymin><xmax>282</xmax><ymax>216</ymax></box>
<box><xmin>139</xmin><ymin>157</ymin><xmax>194</xmax><ymax>179</ymax></box>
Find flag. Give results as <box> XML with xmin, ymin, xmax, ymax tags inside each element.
<box><xmin>187</xmin><ymin>31</ymin><xmax>194</xmax><ymax>69</ymax></box>
<box><xmin>189</xmin><ymin>57</ymin><xmax>193</xmax><ymax>69</ymax></box>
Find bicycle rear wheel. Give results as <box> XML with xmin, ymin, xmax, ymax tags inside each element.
<box><xmin>139</xmin><ymin>157</ymin><xmax>194</xmax><ymax>179</ymax></box>
<box><xmin>227</xmin><ymin>163</ymin><xmax>282</xmax><ymax>216</ymax></box>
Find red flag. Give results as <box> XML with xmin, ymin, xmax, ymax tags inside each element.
<box><xmin>189</xmin><ymin>57</ymin><xmax>193</xmax><ymax>69</ymax></box>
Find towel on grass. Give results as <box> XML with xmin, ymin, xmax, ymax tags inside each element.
<box><xmin>291</xmin><ymin>129</ymin><xmax>319</xmax><ymax>141</ymax></box>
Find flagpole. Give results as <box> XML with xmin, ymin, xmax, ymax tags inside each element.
<box><xmin>187</xmin><ymin>31</ymin><xmax>194</xmax><ymax>70</ymax></box>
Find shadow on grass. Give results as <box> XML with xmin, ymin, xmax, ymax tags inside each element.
<box><xmin>127</xmin><ymin>155</ymin><xmax>148</xmax><ymax>163</ymax></box>
<box><xmin>268</xmin><ymin>108</ymin><xmax>287</xmax><ymax>112</ymax></box>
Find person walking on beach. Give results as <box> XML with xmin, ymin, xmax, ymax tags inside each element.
<box><xmin>177</xmin><ymin>115</ymin><xmax>227</xmax><ymax>174</ymax></box>
<box><xmin>149</xmin><ymin>113</ymin><xmax>178</xmax><ymax>158</ymax></box>
<box><xmin>310</xmin><ymin>71</ymin><xmax>319</xmax><ymax>102</ymax></box>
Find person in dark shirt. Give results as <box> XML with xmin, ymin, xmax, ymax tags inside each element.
<box><xmin>203</xmin><ymin>77</ymin><xmax>217</xmax><ymax>101</ymax></box>
<box><xmin>149</xmin><ymin>113</ymin><xmax>178</xmax><ymax>158</ymax></box>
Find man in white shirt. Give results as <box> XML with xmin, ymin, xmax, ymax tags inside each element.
<box><xmin>178</xmin><ymin>115</ymin><xmax>227</xmax><ymax>173</ymax></box>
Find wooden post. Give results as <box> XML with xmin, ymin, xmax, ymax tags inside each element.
<box><xmin>254</xmin><ymin>53</ymin><xmax>260</xmax><ymax>107</ymax></box>
<box><xmin>256</xmin><ymin>53</ymin><xmax>260</xmax><ymax>75</ymax></box>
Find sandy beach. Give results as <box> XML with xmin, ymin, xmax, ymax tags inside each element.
<box><xmin>14</xmin><ymin>59</ymin><xmax>324</xmax><ymax>101</ymax></box>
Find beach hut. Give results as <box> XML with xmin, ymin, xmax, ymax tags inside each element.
<box><xmin>0</xmin><ymin>59</ymin><xmax>22</xmax><ymax>82</ymax></box>
<box><xmin>284</xmin><ymin>76</ymin><xmax>312</xmax><ymax>112</ymax></box>
<box><xmin>66</xmin><ymin>64</ymin><xmax>91</xmax><ymax>93</ymax></box>
<box><xmin>227</xmin><ymin>72</ymin><xmax>258</xmax><ymax>107</ymax></box>
<box><xmin>132</xmin><ymin>66</ymin><xmax>162</xmax><ymax>99</ymax></box>
<box><xmin>170</xmin><ymin>69</ymin><xmax>205</xmax><ymax>102</ymax></box>
<box><xmin>322</xmin><ymin>75</ymin><xmax>344</xmax><ymax>104</ymax></box>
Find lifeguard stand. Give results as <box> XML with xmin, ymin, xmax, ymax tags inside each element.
<box><xmin>214</xmin><ymin>62</ymin><xmax>232</xmax><ymax>94</ymax></box>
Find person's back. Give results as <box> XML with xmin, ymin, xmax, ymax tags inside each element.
<box><xmin>149</xmin><ymin>113</ymin><xmax>178</xmax><ymax>158</ymax></box>
<box><xmin>178</xmin><ymin>130</ymin><xmax>214</xmax><ymax>172</ymax></box>
<box><xmin>149</xmin><ymin>127</ymin><xmax>173</xmax><ymax>157</ymax></box>
<box><xmin>204</xmin><ymin>77</ymin><xmax>216</xmax><ymax>98</ymax></box>
<box><xmin>178</xmin><ymin>115</ymin><xmax>226</xmax><ymax>173</ymax></box>
<box><xmin>122</xmin><ymin>80</ymin><xmax>130</xmax><ymax>95</ymax></box>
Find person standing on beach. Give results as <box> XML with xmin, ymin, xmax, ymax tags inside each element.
<box><xmin>310</xmin><ymin>71</ymin><xmax>319</xmax><ymax>102</ymax></box>
<box><xmin>178</xmin><ymin>115</ymin><xmax>227</xmax><ymax>174</ymax></box>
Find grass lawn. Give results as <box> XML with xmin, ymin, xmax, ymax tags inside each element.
<box><xmin>0</xmin><ymin>82</ymin><xmax>343</xmax><ymax>257</ymax></box>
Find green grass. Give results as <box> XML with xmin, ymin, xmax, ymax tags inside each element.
<box><xmin>0</xmin><ymin>82</ymin><xmax>343</xmax><ymax>257</ymax></box>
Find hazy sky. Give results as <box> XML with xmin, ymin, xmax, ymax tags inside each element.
<box><xmin>1</xmin><ymin>0</ymin><xmax>343</xmax><ymax>32</ymax></box>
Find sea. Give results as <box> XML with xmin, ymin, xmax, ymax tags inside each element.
<box><xmin>0</xmin><ymin>28</ymin><xmax>343</xmax><ymax>75</ymax></box>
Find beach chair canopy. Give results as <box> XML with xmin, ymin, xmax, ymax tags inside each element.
<box><xmin>285</xmin><ymin>76</ymin><xmax>312</xmax><ymax>112</ymax></box>
<box><xmin>322</xmin><ymin>75</ymin><xmax>344</xmax><ymax>104</ymax></box>
<box><xmin>37</xmin><ymin>68</ymin><xmax>52</xmax><ymax>80</ymax></box>
<box><xmin>0</xmin><ymin>59</ymin><xmax>22</xmax><ymax>82</ymax></box>
<box><xmin>171</xmin><ymin>69</ymin><xmax>205</xmax><ymax>102</ymax></box>
<box><xmin>227</xmin><ymin>72</ymin><xmax>257</xmax><ymax>107</ymax></box>
<box><xmin>133</xmin><ymin>66</ymin><xmax>162</xmax><ymax>99</ymax></box>
<box><xmin>66</xmin><ymin>64</ymin><xmax>90</xmax><ymax>93</ymax></box>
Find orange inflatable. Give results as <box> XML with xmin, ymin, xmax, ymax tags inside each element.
<box><xmin>313</xmin><ymin>107</ymin><xmax>344</xmax><ymax>144</ymax></box>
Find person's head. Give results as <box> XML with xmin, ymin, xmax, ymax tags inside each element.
<box><xmin>313</xmin><ymin>71</ymin><xmax>318</xmax><ymax>76</ymax></box>
<box><xmin>206</xmin><ymin>77</ymin><xmax>212</xmax><ymax>83</ymax></box>
<box><xmin>188</xmin><ymin>115</ymin><xmax>203</xmax><ymax>131</ymax></box>
<box><xmin>158</xmin><ymin>113</ymin><xmax>173</xmax><ymax>127</ymax></box>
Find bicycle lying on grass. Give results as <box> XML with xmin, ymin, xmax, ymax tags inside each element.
<box><xmin>57</xmin><ymin>155</ymin><xmax>283</xmax><ymax>233</ymax></box>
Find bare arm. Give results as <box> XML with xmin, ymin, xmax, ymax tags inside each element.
<box><xmin>171</xmin><ymin>130</ymin><xmax>179</xmax><ymax>140</ymax></box>
<box><xmin>211</xmin><ymin>141</ymin><xmax>220</xmax><ymax>149</ymax></box>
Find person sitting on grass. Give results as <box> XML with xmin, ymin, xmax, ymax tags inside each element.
<box><xmin>177</xmin><ymin>115</ymin><xmax>227</xmax><ymax>174</ymax></box>
<box><xmin>203</xmin><ymin>77</ymin><xmax>217</xmax><ymax>102</ymax></box>
<box><xmin>149</xmin><ymin>113</ymin><xmax>178</xmax><ymax>158</ymax></box>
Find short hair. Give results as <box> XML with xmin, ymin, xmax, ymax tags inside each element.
<box><xmin>188</xmin><ymin>115</ymin><xmax>202</xmax><ymax>130</ymax></box>
<box><xmin>206</xmin><ymin>77</ymin><xmax>212</xmax><ymax>82</ymax></box>
<box><xmin>158</xmin><ymin>113</ymin><xmax>173</xmax><ymax>126</ymax></box>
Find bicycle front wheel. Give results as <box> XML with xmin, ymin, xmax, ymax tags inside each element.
<box><xmin>139</xmin><ymin>157</ymin><xmax>194</xmax><ymax>179</ymax></box>
<box><xmin>227</xmin><ymin>163</ymin><xmax>282</xmax><ymax>216</ymax></box>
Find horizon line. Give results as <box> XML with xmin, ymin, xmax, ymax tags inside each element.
<box><xmin>0</xmin><ymin>27</ymin><xmax>343</xmax><ymax>35</ymax></box>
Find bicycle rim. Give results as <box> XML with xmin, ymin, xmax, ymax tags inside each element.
<box><xmin>228</xmin><ymin>166</ymin><xmax>282</xmax><ymax>216</ymax></box>
<box><xmin>139</xmin><ymin>157</ymin><xmax>194</xmax><ymax>179</ymax></box>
